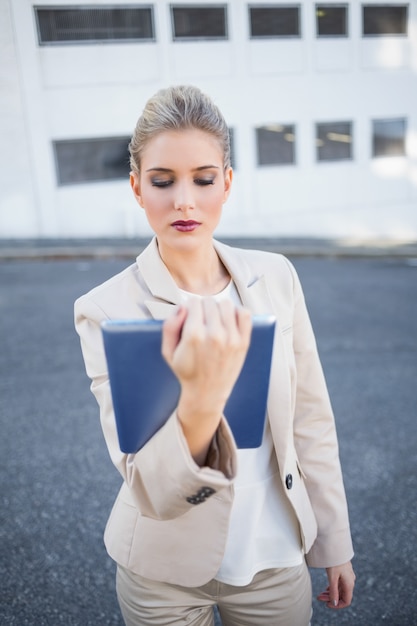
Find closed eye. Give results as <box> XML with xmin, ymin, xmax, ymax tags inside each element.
<box><xmin>194</xmin><ymin>178</ymin><xmax>215</xmax><ymax>186</ymax></box>
<box><xmin>151</xmin><ymin>179</ymin><xmax>173</xmax><ymax>188</ymax></box>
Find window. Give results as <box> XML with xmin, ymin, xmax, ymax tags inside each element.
<box><xmin>256</xmin><ymin>125</ymin><xmax>296</xmax><ymax>166</ymax></box>
<box><xmin>249</xmin><ymin>6</ymin><xmax>301</xmax><ymax>38</ymax></box>
<box><xmin>362</xmin><ymin>5</ymin><xmax>408</xmax><ymax>36</ymax></box>
<box><xmin>53</xmin><ymin>137</ymin><xmax>130</xmax><ymax>185</ymax></box>
<box><xmin>316</xmin><ymin>122</ymin><xmax>352</xmax><ymax>161</ymax></box>
<box><xmin>372</xmin><ymin>118</ymin><xmax>406</xmax><ymax>157</ymax></box>
<box><xmin>34</xmin><ymin>6</ymin><xmax>155</xmax><ymax>45</ymax></box>
<box><xmin>171</xmin><ymin>5</ymin><xmax>228</xmax><ymax>40</ymax></box>
<box><xmin>316</xmin><ymin>5</ymin><xmax>348</xmax><ymax>36</ymax></box>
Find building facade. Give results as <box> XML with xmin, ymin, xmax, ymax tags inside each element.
<box><xmin>1</xmin><ymin>0</ymin><xmax>416</xmax><ymax>239</ymax></box>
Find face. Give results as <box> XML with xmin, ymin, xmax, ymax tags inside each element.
<box><xmin>130</xmin><ymin>128</ymin><xmax>232</xmax><ymax>256</ymax></box>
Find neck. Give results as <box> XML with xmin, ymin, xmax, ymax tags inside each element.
<box><xmin>157</xmin><ymin>238</ymin><xmax>230</xmax><ymax>296</ymax></box>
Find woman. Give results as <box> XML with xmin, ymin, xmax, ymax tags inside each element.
<box><xmin>75</xmin><ymin>85</ymin><xmax>355</xmax><ymax>626</ymax></box>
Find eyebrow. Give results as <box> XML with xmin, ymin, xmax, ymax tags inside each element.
<box><xmin>145</xmin><ymin>165</ymin><xmax>220</xmax><ymax>173</ymax></box>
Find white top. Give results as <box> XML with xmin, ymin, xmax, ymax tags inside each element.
<box><xmin>179</xmin><ymin>282</ymin><xmax>303</xmax><ymax>586</ymax></box>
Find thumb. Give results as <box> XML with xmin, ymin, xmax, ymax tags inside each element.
<box><xmin>328</xmin><ymin>574</ymin><xmax>340</xmax><ymax>608</ymax></box>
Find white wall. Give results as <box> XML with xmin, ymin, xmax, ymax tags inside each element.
<box><xmin>1</xmin><ymin>0</ymin><xmax>416</xmax><ymax>239</ymax></box>
<box><xmin>0</xmin><ymin>0</ymin><xmax>39</xmax><ymax>236</ymax></box>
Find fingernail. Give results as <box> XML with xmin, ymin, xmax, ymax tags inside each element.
<box><xmin>332</xmin><ymin>600</ymin><xmax>338</xmax><ymax>607</ymax></box>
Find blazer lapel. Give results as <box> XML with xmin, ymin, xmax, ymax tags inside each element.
<box><xmin>213</xmin><ymin>240</ymin><xmax>272</xmax><ymax>313</ymax></box>
<box><xmin>136</xmin><ymin>238</ymin><xmax>182</xmax><ymax>320</ymax></box>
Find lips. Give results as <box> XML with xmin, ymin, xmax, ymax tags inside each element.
<box><xmin>171</xmin><ymin>220</ymin><xmax>201</xmax><ymax>232</ymax></box>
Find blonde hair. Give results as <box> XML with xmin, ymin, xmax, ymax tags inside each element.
<box><xmin>129</xmin><ymin>85</ymin><xmax>231</xmax><ymax>173</ymax></box>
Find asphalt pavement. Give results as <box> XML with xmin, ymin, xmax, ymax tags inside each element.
<box><xmin>1</xmin><ymin>238</ymin><xmax>417</xmax><ymax>625</ymax></box>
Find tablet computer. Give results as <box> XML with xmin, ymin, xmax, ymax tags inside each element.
<box><xmin>101</xmin><ymin>315</ymin><xmax>276</xmax><ymax>453</ymax></box>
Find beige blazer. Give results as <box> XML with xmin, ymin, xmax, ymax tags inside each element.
<box><xmin>74</xmin><ymin>238</ymin><xmax>353</xmax><ymax>587</ymax></box>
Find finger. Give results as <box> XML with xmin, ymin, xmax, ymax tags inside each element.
<box><xmin>216</xmin><ymin>300</ymin><xmax>252</xmax><ymax>339</ymax></box>
<box><xmin>317</xmin><ymin>586</ymin><xmax>330</xmax><ymax>603</ymax></box>
<box><xmin>216</xmin><ymin>299</ymin><xmax>238</xmax><ymax>338</ymax></box>
<box><xmin>319</xmin><ymin>583</ymin><xmax>352</xmax><ymax>610</ymax></box>
<box><xmin>317</xmin><ymin>584</ymin><xmax>339</xmax><ymax>609</ymax></box>
<box><xmin>181</xmin><ymin>297</ymin><xmax>205</xmax><ymax>338</ymax></box>
<box><xmin>161</xmin><ymin>306</ymin><xmax>187</xmax><ymax>362</ymax></box>
<box><xmin>235</xmin><ymin>306</ymin><xmax>252</xmax><ymax>344</ymax></box>
<box><xmin>202</xmin><ymin>297</ymin><xmax>223</xmax><ymax>331</ymax></box>
<box><xmin>328</xmin><ymin>576</ymin><xmax>340</xmax><ymax>608</ymax></box>
<box><xmin>201</xmin><ymin>299</ymin><xmax>230</xmax><ymax>353</ymax></box>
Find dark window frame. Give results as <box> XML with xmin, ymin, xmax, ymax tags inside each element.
<box><xmin>256</xmin><ymin>124</ymin><xmax>297</xmax><ymax>167</ymax></box>
<box><xmin>316</xmin><ymin>121</ymin><xmax>353</xmax><ymax>162</ymax></box>
<box><xmin>372</xmin><ymin>118</ymin><xmax>407</xmax><ymax>157</ymax></box>
<box><xmin>249</xmin><ymin>5</ymin><xmax>301</xmax><ymax>39</ymax></box>
<box><xmin>362</xmin><ymin>4</ymin><xmax>408</xmax><ymax>37</ymax></box>
<box><xmin>53</xmin><ymin>136</ymin><xmax>131</xmax><ymax>186</ymax></box>
<box><xmin>316</xmin><ymin>4</ymin><xmax>348</xmax><ymax>37</ymax></box>
<box><xmin>170</xmin><ymin>4</ymin><xmax>228</xmax><ymax>41</ymax></box>
<box><xmin>34</xmin><ymin>5</ymin><xmax>156</xmax><ymax>46</ymax></box>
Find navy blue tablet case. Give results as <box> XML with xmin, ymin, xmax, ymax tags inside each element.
<box><xmin>101</xmin><ymin>315</ymin><xmax>276</xmax><ymax>452</ymax></box>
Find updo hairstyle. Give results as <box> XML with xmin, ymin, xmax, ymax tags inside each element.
<box><xmin>129</xmin><ymin>85</ymin><xmax>231</xmax><ymax>174</ymax></box>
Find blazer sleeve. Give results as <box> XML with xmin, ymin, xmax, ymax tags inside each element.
<box><xmin>74</xmin><ymin>295</ymin><xmax>237</xmax><ymax>521</ymax></box>
<box><xmin>285</xmin><ymin>259</ymin><xmax>354</xmax><ymax>568</ymax></box>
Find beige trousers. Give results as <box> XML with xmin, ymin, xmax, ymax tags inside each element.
<box><xmin>116</xmin><ymin>561</ymin><xmax>312</xmax><ymax>626</ymax></box>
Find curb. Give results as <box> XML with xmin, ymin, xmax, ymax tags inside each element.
<box><xmin>0</xmin><ymin>238</ymin><xmax>417</xmax><ymax>260</ymax></box>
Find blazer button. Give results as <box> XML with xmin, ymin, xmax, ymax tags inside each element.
<box><xmin>285</xmin><ymin>474</ymin><xmax>293</xmax><ymax>490</ymax></box>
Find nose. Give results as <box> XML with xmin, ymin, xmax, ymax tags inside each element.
<box><xmin>174</xmin><ymin>181</ymin><xmax>194</xmax><ymax>212</ymax></box>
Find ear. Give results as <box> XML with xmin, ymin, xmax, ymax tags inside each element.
<box><xmin>223</xmin><ymin>167</ymin><xmax>233</xmax><ymax>202</ymax></box>
<box><xmin>130</xmin><ymin>171</ymin><xmax>144</xmax><ymax>208</ymax></box>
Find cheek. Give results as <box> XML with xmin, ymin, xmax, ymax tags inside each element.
<box><xmin>202</xmin><ymin>185</ymin><xmax>226</xmax><ymax>204</ymax></box>
<box><xmin>141</xmin><ymin>192</ymin><xmax>171</xmax><ymax>229</ymax></box>
<box><xmin>141</xmin><ymin>188</ymin><xmax>166</xmax><ymax>211</ymax></box>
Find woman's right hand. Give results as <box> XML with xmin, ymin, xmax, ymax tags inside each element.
<box><xmin>162</xmin><ymin>298</ymin><xmax>252</xmax><ymax>465</ymax></box>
